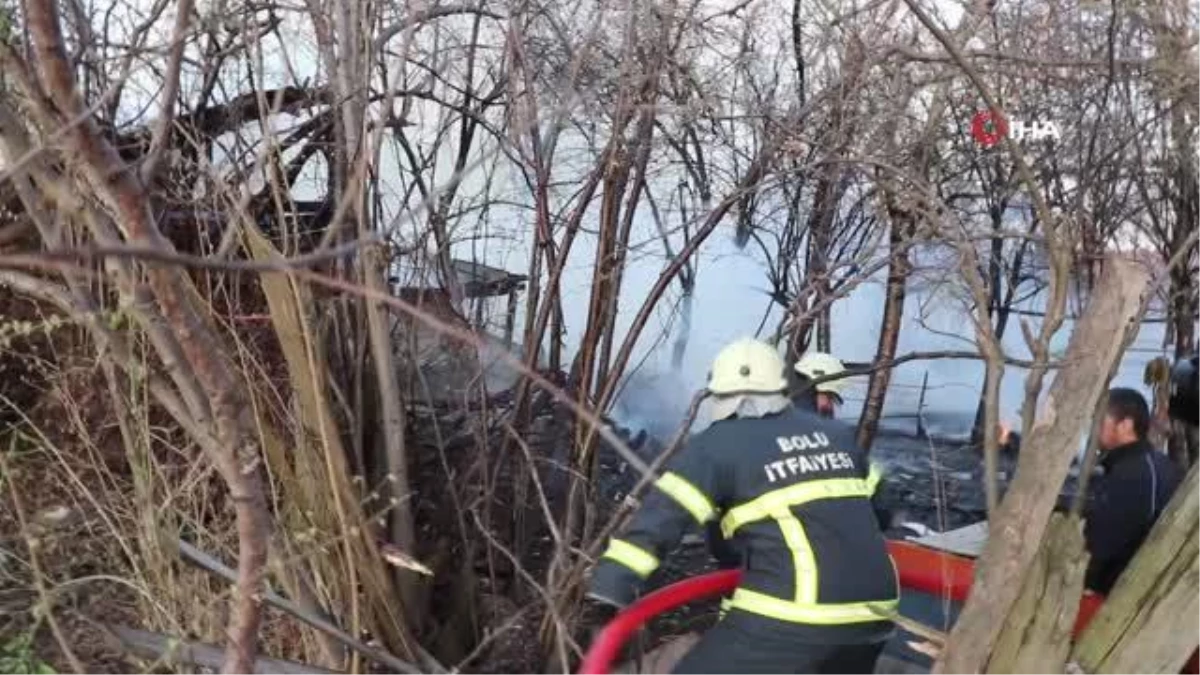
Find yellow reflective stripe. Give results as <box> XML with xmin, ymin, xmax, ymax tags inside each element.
<box><xmin>867</xmin><ymin>463</ymin><xmax>883</xmax><ymax>495</ymax></box>
<box><xmin>887</xmin><ymin>551</ymin><xmax>901</xmax><ymax>598</ymax></box>
<box><xmin>721</xmin><ymin>478</ymin><xmax>873</xmax><ymax>538</ymax></box>
<box><xmin>656</xmin><ymin>472</ymin><xmax>717</xmax><ymax>524</ymax></box>
<box><xmin>729</xmin><ymin>588</ymin><xmax>899</xmax><ymax>625</ymax></box>
<box><xmin>601</xmin><ymin>539</ymin><xmax>659</xmax><ymax>578</ymax></box>
<box><xmin>773</xmin><ymin>511</ymin><xmax>818</xmax><ymax>603</ymax></box>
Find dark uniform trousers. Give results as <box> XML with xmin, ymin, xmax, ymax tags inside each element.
<box><xmin>588</xmin><ymin>405</ymin><xmax>899</xmax><ymax>675</ymax></box>
<box><xmin>672</xmin><ymin>610</ymin><xmax>886</xmax><ymax>674</ymax></box>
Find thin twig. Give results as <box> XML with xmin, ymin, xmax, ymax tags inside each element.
<box><xmin>8</xmin><ymin>245</ymin><xmax>654</xmax><ymax>478</ymax></box>
<box><xmin>175</xmin><ymin>539</ymin><xmax>422</xmax><ymax>675</ymax></box>
<box><xmin>139</xmin><ymin>0</ymin><xmax>195</xmax><ymax>183</ymax></box>
<box><xmin>870</xmin><ymin>604</ymin><xmax>948</xmax><ymax>645</ymax></box>
<box><xmin>0</xmin><ymin>239</ymin><xmax>373</xmax><ymax>274</ymax></box>
<box><xmin>569</xmin><ymin>390</ymin><xmax>709</xmax><ymax>586</ymax></box>
<box><xmin>0</xmin><ymin>437</ymin><xmax>88</xmax><ymax>674</ymax></box>
<box><xmin>466</xmin><ymin>510</ymin><xmax>579</xmax><ymax>657</ymax></box>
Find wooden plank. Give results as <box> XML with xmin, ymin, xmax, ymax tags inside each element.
<box><xmin>910</xmin><ymin>521</ymin><xmax>990</xmax><ymax>558</ymax></box>
<box><xmin>613</xmin><ymin>633</ymin><xmax>701</xmax><ymax>674</ymax></box>
<box><xmin>1083</xmin><ymin>530</ymin><xmax>1198</xmax><ymax>674</ymax></box>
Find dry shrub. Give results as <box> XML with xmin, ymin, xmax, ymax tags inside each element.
<box><xmin>0</xmin><ymin>276</ymin><xmax>340</xmax><ymax>670</ymax></box>
<box><xmin>0</xmin><ymin>288</ymin><xmax>69</xmax><ymax>427</ymax></box>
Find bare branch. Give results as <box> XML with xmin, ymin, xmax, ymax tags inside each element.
<box><xmin>139</xmin><ymin>0</ymin><xmax>195</xmax><ymax>183</ymax></box>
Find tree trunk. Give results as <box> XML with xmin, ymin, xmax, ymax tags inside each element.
<box><xmin>970</xmin><ymin>207</ymin><xmax>1010</xmax><ymax>445</ymax></box>
<box><xmin>804</xmin><ymin>169</ymin><xmax>837</xmax><ymax>354</ymax></box>
<box><xmin>852</xmin><ymin>9</ymin><xmax>985</xmax><ymax>452</ymax></box>
<box><xmin>856</xmin><ymin>212</ymin><xmax>912</xmax><ymax>450</ymax></box>
<box><xmin>1166</xmin><ymin>152</ymin><xmax>1197</xmax><ymax>468</ymax></box>
<box><xmin>985</xmin><ymin>514</ymin><xmax>1088</xmax><ymax>673</ymax></box>
<box><xmin>1160</xmin><ymin>0</ymin><xmax>1198</xmax><ymax>467</ymax></box>
<box><xmin>933</xmin><ymin>258</ymin><xmax>1150</xmax><ymax>673</ymax></box>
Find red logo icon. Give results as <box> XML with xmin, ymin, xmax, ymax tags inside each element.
<box><xmin>971</xmin><ymin>110</ymin><xmax>1009</xmax><ymax>148</ymax></box>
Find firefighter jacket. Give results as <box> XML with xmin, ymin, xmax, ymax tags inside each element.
<box><xmin>588</xmin><ymin>405</ymin><xmax>899</xmax><ymax>643</ymax></box>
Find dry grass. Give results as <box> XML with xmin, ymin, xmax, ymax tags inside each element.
<box><xmin>0</xmin><ymin>275</ymin><xmax>381</xmax><ymax>671</ymax></box>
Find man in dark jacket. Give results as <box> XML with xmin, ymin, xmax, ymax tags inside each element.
<box><xmin>1000</xmin><ymin>387</ymin><xmax>1183</xmax><ymax>593</ymax></box>
<box><xmin>587</xmin><ymin>338</ymin><xmax>898</xmax><ymax>673</ymax></box>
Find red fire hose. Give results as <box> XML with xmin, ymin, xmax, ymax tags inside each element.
<box><xmin>578</xmin><ymin>568</ymin><xmax>741</xmax><ymax>674</ymax></box>
<box><xmin>578</xmin><ymin>541</ymin><xmax>947</xmax><ymax>674</ymax></box>
<box><xmin>577</xmin><ymin>541</ymin><xmax>1200</xmax><ymax>675</ymax></box>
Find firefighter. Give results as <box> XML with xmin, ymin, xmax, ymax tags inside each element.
<box><xmin>586</xmin><ymin>338</ymin><xmax>898</xmax><ymax>673</ymax></box>
<box><xmin>792</xmin><ymin>351</ymin><xmax>850</xmax><ymax>418</ymax></box>
<box><xmin>791</xmin><ymin>350</ymin><xmax>895</xmax><ymax>531</ymax></box>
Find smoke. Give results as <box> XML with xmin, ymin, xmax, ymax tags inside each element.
<box><xmin>608</xmin><ymin>281</ymin><xmax>702</xmax><ymax>442</ymax></box>
<box><xmin>670</xmin><ymin>290</ymin><xmax>693</xmax><ymax>371</ymax></box>
<box><xmin>610</xmin><ymin>368</ymin><xmax>696</xmax><ymax>442</ymax></box>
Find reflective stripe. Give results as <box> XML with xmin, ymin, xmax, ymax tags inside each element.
<box><xmin>887</xmin><ymin>551</ymin><xmax>901</xmax><ymax>598</ymax></box>
<box><xmin>729</xmin><ymin>588</ymin><xmax>899</xmax><ymax>625</ymax></box>
<box><xmin>656</xmin><ymin>472</ymin><xmax>717</xmax><ymax>524</ymax></box>
<box><xmin>719</xmin><ymin>474</ymin><xmax>893</xmax><ymax>627</ymax></box>
<box><xmin>867</xmin><ymin>463</ymin><xmax>883</xmax><ymax>495</ymax></box>
<box><xmin>601</xmin><ymin>539</ymin><xmax>659</xmax><ymax>578</ymax></box>
<box><xmin>774</xmin><ymin>510</ymin><xmax>819</xmax><ymax>603</ymax></box>
<box><xmin>721</xmin><ymin>478</ymin><xmax>873</xmax><ymax>538</ymax></box>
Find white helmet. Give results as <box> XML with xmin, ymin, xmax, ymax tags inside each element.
<box><xmin>708</xmin><ymin>338</ymin><xmax>788</xmax><ymax>395</ymax></box>
<box><xmin>794</xmin><ymin>352</ymin><xmax>848</xmax><ymax>396</ymax></box>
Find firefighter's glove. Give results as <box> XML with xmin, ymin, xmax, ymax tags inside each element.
<box><xmin>578</xmin><ymin>595</ymin><xmax>621</xmax><ymax>649</ymax></box>
<box><xmin>582</xmin><ymin>594</ymin><xmax>620</xmax><ymax>630</ymax></box>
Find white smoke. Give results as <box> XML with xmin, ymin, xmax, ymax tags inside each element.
<box><xmin>610</xmin><ymin>368</ymin><xmax>697</xmax><ymax>442</ymax></box>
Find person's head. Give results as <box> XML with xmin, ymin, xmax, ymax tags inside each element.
<box><xmin>1098</xmin><ymin>387</ymin><xmax>1151</xmax><ymax>451</ymax></box>
<box><xmin>1169</xmin><ymin>355</ymin><xmax>1198</xmax><ymax>428</ymax></box>
<box><xmin>707</xmin><ymin>339</ymin><xmax>792</xmax><ymax>422</ymax></box>
<box><xmin>792</xmin><ymin>352</ymin><xmax>847</xmax><ymax>418</ymax></box>
<box><xmin>707</xmin><ymin>338</ymin><xmax>788</xmax><ymax>397</ymax></box>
